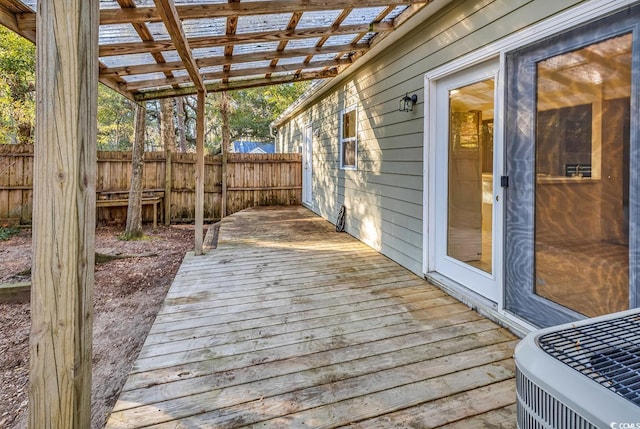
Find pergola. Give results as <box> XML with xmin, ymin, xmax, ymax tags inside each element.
<box><xmin>0</xmin><ymin>0</ymin><xmax>431</xmax><ymax>427</ymax></box>
<box><xmin>1</xmin><ymin>0</ymin><xmax>429</xmax><ymax>100</ymax></box>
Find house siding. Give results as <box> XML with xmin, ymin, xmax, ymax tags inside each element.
<box><xmin>276</xmin><ymin>0</ymin><xmax>587</xmax><ymax>276</ymax></box>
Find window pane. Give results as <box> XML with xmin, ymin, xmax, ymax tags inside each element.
<box><xmin>342</xmin><ymin>110</ymin><xmax>356</xmax><ymax>139</ymax></box>
<box><xmin>343</xmin><ymin>140</ymin><xmax>356</xmax><ymax>167</ymax></box>
<box><xmin>447</xmin><ymin>78</ymin><xmax>495</xmax><ymax>274</ymax></box>
<box><xmin>534</xmin><ymin>33</ymin><xmax>632</xmax><ymax>317</ymax></box>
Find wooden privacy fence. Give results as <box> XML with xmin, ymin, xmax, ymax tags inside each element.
<box><xmin>0</xmin><ymin>144</ymin><xmax>302</xmax><ymax>225</ymax></box>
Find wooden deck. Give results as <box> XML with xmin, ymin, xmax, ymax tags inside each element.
<box><xmin>106</xmin><ymin>206</ymin><xmax>518</xmax><ymax>428</ymax></box>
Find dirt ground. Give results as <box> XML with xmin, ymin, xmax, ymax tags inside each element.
<box><xmin>0</xmin><ymin>224</ymin><xmax>195</xmax><ymax>428</ymax></box>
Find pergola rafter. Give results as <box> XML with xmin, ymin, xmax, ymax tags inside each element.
<box><xmin>116</xmin><ymin>0</ymin><xmax>179</xmax><ymax>94</ymax></box>
<box><xmin>154</xmin><ymin>0</ymin><xmax>206</xmax><ymax>91</ymax></box>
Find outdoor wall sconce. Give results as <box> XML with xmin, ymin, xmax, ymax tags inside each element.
<box><xmin>399</xmin><ymin>93</ymin><xmax>418</xmax><ymax>112</ymax></box>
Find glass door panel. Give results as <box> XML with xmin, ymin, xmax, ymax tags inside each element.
<box><xmin>505</xmin><ymin>5</ymin><xmax>638</xmax><ymax>327</ymax></box>
<box><xmin>431</xmin><ymin>59</ymin><xmax>501</xmax><ymax>303</ymax></box>
<box><xmin>535</xmin><ymin>34</ymin><xmax>631</xmax><ymax>317</ymax></box>
<box><xmin>448</xmin><ymin>80</ymin><xmax>495</xmax><ymax>274</ymax></box>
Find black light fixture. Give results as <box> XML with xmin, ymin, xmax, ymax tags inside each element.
<box><xmin>399</xmin><ymin>93</ymin><xmax>418</xmax><ymax>112</ymax></box>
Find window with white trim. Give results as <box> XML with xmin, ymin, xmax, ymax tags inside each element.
<box><xmin>340</xmin><ymin>105</ymin><xmax>357</xmax><ymax>170</ymax></box>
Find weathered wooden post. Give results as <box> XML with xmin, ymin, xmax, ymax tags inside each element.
<box><xmin>164</xmin><ymin>149</ymin><xmax>173</xmax><ymax>226</ymax></box>
<box><xmin>194</xmin><ymin>90</ymin><xmax>206</xmax><ymax>254</ymax></box>
<box><xmin>29</xmin><ymin>0</ymin><xmax>98</xmax><ymax>427</ymax></box>
<box><xmin>220</xmin><ymin>91</ymin><xmax>230</xmax><ymax>218</ymax></box>
<box><xmin>154</xmin><ymin>0</ymin><xmax>205</xmax><ymax>253</ymax></box>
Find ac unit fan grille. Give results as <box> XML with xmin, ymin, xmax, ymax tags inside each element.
<box><xmin>538</xmin><ymin>313</ymin><xmax>640</xmax><ymax>406</ymax></box>
<box><xmin>516</xmin><ymin>368</ymin><xmax>596</xmax><ymax>429</ymax></box>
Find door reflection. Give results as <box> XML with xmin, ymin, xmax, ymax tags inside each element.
<box><xmin>447</xmin><ymin>78</ymin><xmax>495</xmax><ymax>274</ymax></box>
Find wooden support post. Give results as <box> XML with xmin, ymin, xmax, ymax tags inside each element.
<box><xmin>221</xmin><ymin>150</ymin><xmax>228</xmax><ymax>218</ymax></box>
<box><xmin>29</xmin><ymin>0</ymin><xmax>98</xmax><ymax>427</ymax></box>
<box><xmin>164</xmin><ymin>149</ymin><xmax>172</xmax><ymax>225</ymax></box>
<box><xmin>194</xmin><ymin>90</ymin><xmax>206</xmax><ymax>255</ymax></box>
<box><xmin>221</xmin><ymin>91</ymin><xmax>230</xmax><ymax>218</ymax></box>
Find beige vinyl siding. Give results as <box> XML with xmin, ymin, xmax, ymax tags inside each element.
<box><xmin>277</xmin><ymin>0</ymin><xmax>586</xmax><ymax>275</ymax></box>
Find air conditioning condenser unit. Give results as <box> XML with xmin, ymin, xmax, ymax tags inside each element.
<box><xmin>515</xmin><ymin>309</ymin><xmax>640</xmax><ymax>428</ymax></box>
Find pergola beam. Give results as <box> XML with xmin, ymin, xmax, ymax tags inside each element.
<box><xmin>134</xmin><ymin>69</ymin><xmax>337</xmax><ymax>101</ymax></box>
<box><xmin>99</xmin><ymin>22</ymin><xmax>393</xmax><ymax>57</ymax></box>
<box><xmin>16</xmin><ymin>0</ymin><xmax>427</xmax><ymax>28</ymax></box>
<box><xmin>123</xmin><ymin>58</ymin><xmax>352</xmax><ymax>91</ymax></box>
<box><xmin>100</xmin><ymin>42</ymin><xmax>368</xmax><ymax>78</ymax></box>
<box><xmin>154</xmin><ymin>0</ymin><xmax>205</xmax><ymax>92</ymax></box>
<box><xmin>154</xmin><ymin>0</ymin><xmax>205</xmax><ymax>255</ymax></box>
<box><xmin>222</xmin><ymin>0</ymin><xmax>240</xmax><ymax>83</ymax></box>
<box><xmin>301</xmin><ymin>7</ymin><xmax>352</xmax><ymax>76</ymax></box>
<box><xmin>0</xmin><ymin>1</ymin><xmax>33</xmax><ymax>41</ymax></box>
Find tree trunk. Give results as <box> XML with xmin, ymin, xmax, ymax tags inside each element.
<box><xmin>124</xmin><ymin>103</ymin><xmax>146</xmax><ymax>239</ymax></box>
<box><xmin>160</xmin><ymin>98</ymin><xmax>176</xmax><ymax>153</ymax></box>
<box><xmin>175</xmin><ymin>97</ymin><xmax>188</xmax><ymax>152</ymax></box>
<box><xmin>160</xmin><ymin>98</ymin><xmax>175</xmax><ymax>225</ymax></box>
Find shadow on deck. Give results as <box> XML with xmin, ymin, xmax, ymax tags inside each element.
<box><xmin>106</xmin><ymin>206</ymin><xmax>517</xmax><ymax>428</ymax></box>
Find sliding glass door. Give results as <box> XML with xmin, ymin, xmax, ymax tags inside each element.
<box><xmin>505</xmin><ymin>6</ymin><xmax>639</xmax><ymax>327</ymax></box>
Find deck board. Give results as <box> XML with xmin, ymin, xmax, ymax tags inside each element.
<box><xmin>106</xmin><ymin>206</ymin><xmax>517</xmax><ymax>428</ymax></box>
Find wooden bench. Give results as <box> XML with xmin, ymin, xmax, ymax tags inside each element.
<box><xmin>97</xmin><ymin>189</ymin><xmax>164</xmax><ymax>228</ymax></box>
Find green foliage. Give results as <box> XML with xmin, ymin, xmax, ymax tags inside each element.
<box><xmin>97</xmin><ymin>86</ymin><xmax>136</xmax><ymax>150</ymax></box>
<box><xmin>0</xmin><ymin>227</ymin><xmax>19</xmax><ymax>241</ymax></box>
<box><xmin>228</xmin><ymin>89</ymin><xmax>272</xmax><ymax>142</ymax></box>
<box><xmin>0</xmin><ymin>27</ymin><xmax>35</xmax><ymax>144</ymax></box>
<box><xmin>204</xmin><ymin>96</ymin><xmax>223</xmax><ymax>154</ymax></box>
<box><xmin>177</xmin><ymin>82</ymin><xmax>311</xmax><ymax>153</ymax></box>
<box><xmin>165</xmin><ymin>82</ymin><xmax>311</xmax><ymax>154</ymax></box>
<box><xmin>228</xmin><ymin>82</ymin><xmax>311</xmax><ymax>142</ymax></box>
<box><xmin>0</xmin><ymin>28</ymin><xmax>137</xmax><ymax>150</ymax></box>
